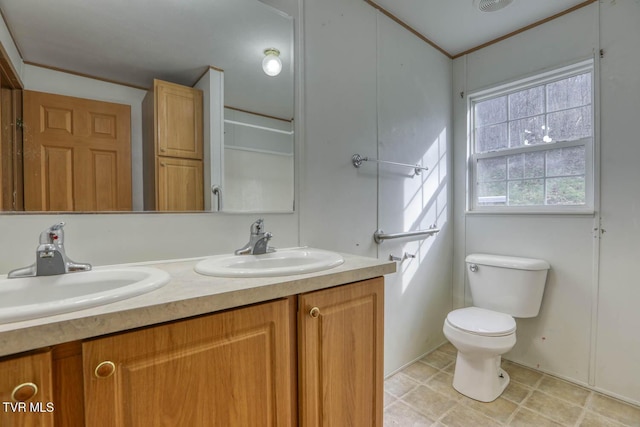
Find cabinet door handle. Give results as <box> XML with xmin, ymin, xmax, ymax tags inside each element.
<box><xmin>11</xmin><ymin>382</ymin><xmax>38</xmax><ymax>402</ymax></box>
<box><xmin>309</xmin><ymin>307</ymin><xmax>321</xmax><ymax>318</ymax></box>
<box><xmin>94</xmin><ymin>361</ymin><xmax>116</xmax><ymax>378</ymax></box>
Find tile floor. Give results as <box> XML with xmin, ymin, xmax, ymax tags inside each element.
<box><xmin>384</xmin><ymin>342</ymin><xmax>640</xmax><ymax>427</ymax></box>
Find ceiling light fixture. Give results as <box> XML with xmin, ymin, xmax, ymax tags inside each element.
<box><xmin>262</xmin><ymin>48</ymin><xmax>282</xmax><ymax>77</ymax></box>
<box><xmin>474</xmin><ymin>0</ymin><xmax>514</xmax><ymax>12</ymax></box>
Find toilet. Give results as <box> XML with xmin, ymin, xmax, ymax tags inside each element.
<box><xmin>443</xmin><ymin>253</ymin><xmax>550</xmax><ymax>402</ymax></box>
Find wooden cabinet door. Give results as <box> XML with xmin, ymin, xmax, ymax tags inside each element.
<box><xmin>0</xmin><ymin>350</ymin><xmax>54</xmax><ymax>427</ymax></box>
<box><xmin>83</xmin><ymin>299</ymin><xmax>295</xmax><ymax>427</ymax></box>
<box><xmin>156</xmin><ymin>157</ymin><xmax>203</xmax><ymax>211</ymax></box>
<box><xmin>155</xmin><ymin>80</ymin><xmax>203</xmax><ymax>160</ymax></box>
<box><xmin>23</xmin><ymin>91</ymin><xmax>132</xmax><ymax>211</ymax></box>
<box><xmin>298</xmin><ymin>278</ymin><xmax>384</xmax><ymax>427</ymax></box>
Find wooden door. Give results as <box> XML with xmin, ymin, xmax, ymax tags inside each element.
<box><xmin>23</xmin><ymin>91</ymin><xmax>132</xmax><ymax>211</ymax></box>
<box><xmin>83</xmin><ymin>299</ymin><xmax>296</xmax><ymax>427</ymax></box>
<box><xmin>298</xmin><ymin>278</ymin><xmax>385</xmax><ymax>427</ymax></box>
<box><xmin>155</xmin><ymin>80</ymin><xmax>203</xmax><ymax>160</ymax></box>
<box><xmin>0</xmin><ymin>350</ymin><xmax>54</xmax><ymax>427</ymax></box>
<box><xmin>0</xmin><ymin>87</ymin><xmax>23</xmax><ymax>210</ymax></box>
<box><xmin>156</xmin><ymin>157</ymin><xmax>203</xmax><ymax>211</ymax></box>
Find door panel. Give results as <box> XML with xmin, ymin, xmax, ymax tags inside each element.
<box><xmin>155</xmin><ymin>80</ymin><xmax>203</xmax><ymax>160</ymax></box>
<box><xmin>298</xmin><ymin>278</ymin><xmax>384</xmax><ymax>427</ymax></box>
<box><xmin>0</xmin><ymin>350</ymin><xmax>54</xmax><ymax>427</ymax></box>
<box><xmin>89</xmin><ymin>150</ymin><xmax>119</xmax><ymax>211</ymax></box>
<box><xmin>156</xmin><ymin>157</ymin><xmax>203</xmax><ymax>211</ymax></box>
<box><xmin>23</xmin><ymin>91</ymin><xmax>132</xmax><ymax>211</ymax></box>
<box><xmin>43</xmin><ymin>145</ymin><xmax>74</xmax><ymax>211</ymax></box>
<box><xmin>83</xmin><ymin>299</ymin><xmax>294</xmax><ymax>427</ymax></box>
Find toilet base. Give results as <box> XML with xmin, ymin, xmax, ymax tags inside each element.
<box><xmin>452</xmin><ymin>352</ymin><xmax>510</xmax><ymax>402</ymax></box>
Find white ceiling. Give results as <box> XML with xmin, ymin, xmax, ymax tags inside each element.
<box><xmin>0</xmin><ymin>0</ymin><xmax>592</xmax><ymax>118</ymax></box>
<box><xmin>370</xmin><ymin>0</ymin><xmax>591</xmax><ymax>56</ymax></box>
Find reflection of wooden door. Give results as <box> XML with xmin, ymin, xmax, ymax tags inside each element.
<box><xmin>23</xmin><ymin>91</ymin><xmax>132</xmax><ymax>211</ymax></box>
<box><xmin>156</xmin><ymin>79</ymin><xmax>203</xmax><ymax>160</ymax></box>
<box><xmin>142</xmin><ymin>79</ymin><xmax>203</xmax><ymax>211</ymax></box>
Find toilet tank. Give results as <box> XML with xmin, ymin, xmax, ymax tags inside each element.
<box><xmin>466</xmin><ymin>254</ymin><xmax>550</xmax><ymax>318</ymax></box>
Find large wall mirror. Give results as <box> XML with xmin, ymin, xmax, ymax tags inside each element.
<box><xmin>0</xmin><ymin>0</ymin><xmax>294</xmax><ymax>214</ymax></box>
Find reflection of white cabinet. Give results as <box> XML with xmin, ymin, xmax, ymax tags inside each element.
<box><xmin>194</xmin><ymin>67</ymin><xmax>224</xmax><ymax>212</ymax></box>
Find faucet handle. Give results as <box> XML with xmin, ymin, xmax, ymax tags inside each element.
<box><xmin>251</xmin><ymin>219</ymin><xmax>264</xmax><ymax>235</ymax></box>
<box><xmin>40</xmin><ymin>222</ymin><xmax>65</xmax><ymax>244</ymax></box>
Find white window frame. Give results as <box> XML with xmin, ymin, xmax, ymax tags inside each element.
<box><xmin>467</xmin><ymin>59</ymin><xmax>596</xmax><ymax>214</ymax></box>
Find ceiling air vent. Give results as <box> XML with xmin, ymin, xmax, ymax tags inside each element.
<box><xmin>474</xmin><ymin>0</ymin><xmax>514</xmax><ymax>12</ymax></box>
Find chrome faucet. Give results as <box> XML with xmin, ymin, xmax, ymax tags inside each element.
<box><xmin>8</xmin><ymin>222</ymin><xmax>92</xmax><ymax>278</ymax></box>
<box><xmin>234</xmin><ymin>219</ymin><xmax>275</xmax><ymax>255</ymax></box>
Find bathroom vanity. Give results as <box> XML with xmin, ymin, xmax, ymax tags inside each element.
<box><xmin>0</xmin><ymin>252</ymin><xmax>394</xmax><ymax>426</ymax></box>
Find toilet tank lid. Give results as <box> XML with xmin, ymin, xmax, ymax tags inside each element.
<box><xmin>465</xmin><ymin>254</ymin><xmax>550</xmax><ymax>270</ymax></box>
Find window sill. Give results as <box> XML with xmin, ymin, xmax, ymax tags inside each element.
<box><xmin>465</xmin><ymin>208</ymin><xmax>596</xmax><ymax>217</ymax></box>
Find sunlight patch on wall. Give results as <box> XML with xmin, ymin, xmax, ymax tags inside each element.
<box><xmin>397</xmin><ymin>127</ymin><xmax>448</xmax><ymax>294</ymax></box>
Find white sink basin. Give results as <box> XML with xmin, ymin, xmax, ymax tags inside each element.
<box><xmin>0</xmin><ymin>266</ymin><xmax>171</xmax><ymax>324</ymax></box>
<box><xmin>194</xmin><ymin>248</ymin><xmax>344</xmax><ymax>278</ymax></box>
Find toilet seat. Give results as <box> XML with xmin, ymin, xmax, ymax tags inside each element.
<box><xmin>446</xmin><ymin>307</ymin><xmax>516</xmax><ymax>337</ymax></box>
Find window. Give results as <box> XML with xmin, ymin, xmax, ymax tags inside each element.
<box><xmin>468</xmin><ymin>60</ymin><xmax>595</xmax><ymax>213</ymax></box>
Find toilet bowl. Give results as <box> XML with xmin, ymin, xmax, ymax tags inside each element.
<box><xmin>443</xmin><ymin>307</ymin><xmax>516</xmax><ymax>402</ymax></box>
<box><xmin>443</xmin><ymin>254</ymin><xmax>549</xmax><ymax>402</ymax></box>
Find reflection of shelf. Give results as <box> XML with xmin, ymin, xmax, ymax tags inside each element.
<box><xmin>224</xmin><ymin>145</ymin><xmax>293</xmax><ymax>157</ymax></box>
<box><xmin>224</xmin><ymin>119</ymin><xmax>293</xmax><ymax>135</ymax></box>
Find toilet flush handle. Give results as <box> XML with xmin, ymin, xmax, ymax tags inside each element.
<box><xmin>469</xmin><ymin>264</ymin><xmax>479</xmax><ymax>273</ymax></box>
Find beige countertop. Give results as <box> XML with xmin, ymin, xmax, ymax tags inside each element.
<box><xmin>0</xmin><ymin>250</ymin><xmax>395</xmax><ymax>358</ymax></box>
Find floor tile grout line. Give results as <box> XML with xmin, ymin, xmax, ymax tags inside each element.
<box><xmin>580</xmin><ymin>391</ymin><xmax>635</xmax><ymax>427</ymax></box>
<box><xmin>516</xmin><ymin>375</ymin><xmax>588</xmax><ymax>427</ymax></box>
<box><xmin>524</xmin><ymin>374</ymin><xmax>591</xmax><ymax>408</ymax></box>
<box><xmin>385</xmin><ymin>343</ymin><xmax>640</xmax><ymax>427</ymax></box>
<box><xmin>574</xmin><ymin>391</ymin><xmax>595</xmax><ymax>426</ymax></box>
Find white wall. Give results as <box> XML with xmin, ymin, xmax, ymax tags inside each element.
<box><xmin>302</xmin><ymin>0</ymin><xmax>453</xmax><ymax>375</ymax></box>
<box><xmin>376</xmin><ymin>14</ymin><xmax>453</xmax><ymax>373</ymax></box>
<box><xmin>595</xmin><ymin>0</ymin><xmax>640</xmax><ymax>405</ymax></box>
<box><xmin>300</xmin><ymin>0</ymin><xmax>378</xmax><ymax>257</ymax></box>
<box><xmin>224</xmin><ymin>148</ymin><xmax>294</xmax><ymax>212</ymax></box>
<box><xmin>0</xmin><ymin>15</ymin><xmax>23</xmax><ymax>80</ymax></box>
<box><xmin>453</xmin><ymin>3</ymin><xmax>599</xmax><ymax>386</ymax></box>
<box><xmin>0</xmin><ymin>213</ymin><xmax>299</xmax><ymax>273</ymax></box>
<box><xmin>453</xmin><ymin>1</ymin><xmax>640</xmax><ymax>405</ymax></box>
